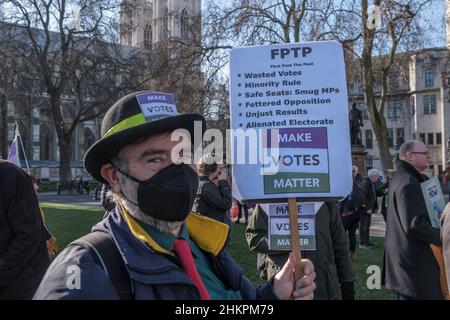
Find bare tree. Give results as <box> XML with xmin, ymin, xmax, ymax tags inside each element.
<box><xmin>0</xmin><ymin>0</ymin><xmax>141</xmax><ymax>185</ymax></box>
<box><xmin>0</xmin><ymin>22</ymin><xmax>45</xmax><ymax>158</ymax></box>
<box><xmin>137</xmin><ymin>41</ymin><xmax>206</xmax><ymax>114</ymax></box>
<box><xmin>67</xmin><ymin>40</ymin><xmax>143</xmax><ymax>144</ymax></box>
<box><xmin>207</xmin><ymin>0</ymin><xmax>373</xmax><ymax>45</ymax></box>
<box><xmin>359</xmin><ymin>0</ymin><xmax>432</xmax><ymax>171</ymax></box>
<box><xmin>201</xmin><ymin>0</ymin><xmax>433</xmax><ymax>172</ymax></box>
<box><xmin>0</xmin><ymin>24</ymin><xmax>20</xmax><ymax>157</ymax></box>
<box><xmin>199</xmin><ymin>0</ymin><xmax>358</xmax><ymax>137</ymax></box>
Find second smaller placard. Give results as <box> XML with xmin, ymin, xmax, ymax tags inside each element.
<box><xmin>261</xmin><ymin>202</ymin><xmax>322</xmax><ymax>251</ymax></box>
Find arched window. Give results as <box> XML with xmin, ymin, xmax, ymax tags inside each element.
<box><xmin>127</xmin><ymin>33</ymin><xmax>132</xmax><ymax>47</ymax></box>
<box><xmin>32</xmin><ymin>107</ymin><xmax>40</xmax><ymax>160</ymax></box>
<box><xmin>180</xmin><ymin>8</ymin><xmax>189</xmax><ymax>39</ymax></box>
<box><xmin>144</xmin><ymin>23</ymin><xmax>152</xmax><ymax>48</ymax></box>
<box><xmin>388</xmin><ymin>101</ymin><xmax>401</xmax><ymax>119</ymax></box>
<box><xmin>388</xmin><ymin>128</ymin><xmax>394</xmax><ymax>148</ymax></box>
<box><xmin>162</xmin><ymin>7</ymin><xmax>169</xmax><ymax>40</ymax></box>
<box><xmin>32</xmin><ymin>106</ymin><xmax>40</xmax><ymax>119</ymax></box>
<box><xmin>365</xmin><ymin>130</ymin><xmax>373</xmax><ymax>149</ymax></box>
<box><xmin>39</xmin><ymin>124</ymin><xmax>52</xmax><ymax>160</ymax></box>
<box><xmin>396</xmin><ymin>128</ymin><xmax>405</xmax><ymax>150</ymax></box>
<box><xmin>80</xmin><ymin>128</ymin><xmax>95</xmax><ymax>159</ymax></box>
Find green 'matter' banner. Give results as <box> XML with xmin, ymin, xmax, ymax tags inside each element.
<box><xmin>263</xmin><ymin>172</ymin><xmax>330</xmax><ymax>194</ymax></box>
<box><xmin>269</xmin><ymin>235</ymin><xmax>316</xmax><ymax>250</ymax></box>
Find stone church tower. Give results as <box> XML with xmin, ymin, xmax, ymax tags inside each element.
<box><xmin>120</xmin><ymin>0</ymin><xmax>201</xmax><ymax>48</ymax></box>
<box><xmin>119</xmin><ymin>0</ymin><xmax>204</xmax><ymax>115</ymax></box>
<box><xmin>447</xmin><ymin>0</ymin><xmax>450</xmax><ymax>50</ymax></box>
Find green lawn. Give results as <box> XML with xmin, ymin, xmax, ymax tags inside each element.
<box><xmin>41</xmin><ymin>202</ymin><xmax>394</xmax><ymax>300</ymax></box>
<box><xmin>228</xmin><ymin>224</ymin><xmax>395</xmax><ymax>300</ymax></box>
<box><xmin>41</xmin><ymin>202</ymin><xmax>105</xmax><ymax>253</ymax></box>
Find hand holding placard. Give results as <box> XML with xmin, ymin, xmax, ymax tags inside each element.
<box><xmin>272</xmin><ymin>252</ymin><xmax>316</xmax><ymax>300</ymax></box>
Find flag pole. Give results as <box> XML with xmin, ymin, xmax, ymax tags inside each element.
<box><xmin>15</xmin><ymin>122</ymin><xmax>30</xmax><ymax>173</ymax></box>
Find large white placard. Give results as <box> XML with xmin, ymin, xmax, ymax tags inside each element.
<box><xmin>229</xmin><ymin>41</ymin><xmax>352</xmax><ymax>203</ymax></box>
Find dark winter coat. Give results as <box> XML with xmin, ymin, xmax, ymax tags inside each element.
<box><xmin>193</xmin><ymin>176</ymin><xmax>233</xmax><ymax>232</ymax></box>
<box><xmin>360</xmin><ymin>177</ymin><xmax>377</xmax><ymax>212</ymax></box>
<box><xmin>383</xmin><ymin>160</ymin><xmax>442</xmax><ymax>299</ymax></box>
<box><xmin>33</xmin><ymin>206</ymin><xmax>278</xmax><ymax>300</ymax></box>
<box><xmin>0</xmin><ymin>161</ymin><xmax>49</xmax><ymax>299</ymax></box>
<box><xmin>338</xmin><ymin>179</ymin><xmax>366</xmax><ymax>215</ymax></box>
<box><xmin>246</xmin><ymin>202</ymin><xmax>355</xmax><ymax>300</ymax></box>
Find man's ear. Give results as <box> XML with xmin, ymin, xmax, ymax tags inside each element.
<box><xmin>403</xmin><ymin>152</ymin><xmax>413</xmax><ymax>162</ymax></box>
<box><xmin>100</xmin><ymin>163</ymin><xmax>122</xmax><ymax>194</ymax></box>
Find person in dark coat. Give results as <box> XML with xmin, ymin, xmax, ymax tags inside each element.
<box><xmin>375</xmin><ymin>172</ymin><xmax>391</xmax><ymax>222</ymax></box>
<box><xmin>383</xmin><ymin>140</ymin><xmax>442</xmax><ymax>300</ymax></box>
<box><xmin>193</xmin><ymin>154</ymin><xmax>233</xmax><ymax>243</ymax></box>
<box><xmin>33</xmin><ymin>91</ymin><xmax>316</xmax><ymax>300</ymax></box>
<box><xmin>358</xmin><ymin>168</ymin><xmax>379</xmax><ymax>249</ymax></box>
<box><xmin>339</xmin><ymin>165</ymin><xmax>365</xmax><ymax>261</ymax></box>
<box><xmin>442</xmin><ymin>203</ymin><xmax>450</xmax><ymax>293</ymax></box>
<box><xmin>0</xmin><ymin>161</ymin><xmax>49</xmax><ymax>299</ymax></box>
<box><xmin>246</xmin><ymin>202</ymin><xmax>355</xmax><ymax>300</ymax></box>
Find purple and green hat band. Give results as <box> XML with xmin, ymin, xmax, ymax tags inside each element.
<box><xmin>102</xmin><ymin>112</ymin><xmax>174</xmax><ymax>138</ymax></box>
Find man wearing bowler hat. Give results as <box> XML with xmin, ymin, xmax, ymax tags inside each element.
<box><xmin>34</xmin><ymin>91</ymin><xmax>316</xmax><ymax>300</ymax></box>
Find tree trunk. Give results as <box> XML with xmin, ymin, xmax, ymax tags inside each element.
<box><xmin>372</xmin><ymin>117</ymin><xmax>393</xmax><ymax>172</ymax></box>
<box><xmin>361</xmin><ymin>0</ymin><xmax>393</xmax><ymax>173</ymax></box>
<box><xmin>363</xmin><ymin>65</ymin><xmax>394</xmax><ymax>173</ymax></box>
<box><xmin>58</xmin><ymin>136</ymin><xmax>73</xmax><ymax>187</ymax></box>
<box><xmin>49</xmin><ymin>93</ymin><xmax>73</xmax><ymax>186</ymax></box>
<box><xmin>0</xmin><ymin>94</ymin><xmax>7</xmax><ymax>158</ymax></box>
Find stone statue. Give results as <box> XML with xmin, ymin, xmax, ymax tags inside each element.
<box><xmin>349</xmin><ymin>102</ymin><xmax>363</xmax><ymax>145</ymax></box>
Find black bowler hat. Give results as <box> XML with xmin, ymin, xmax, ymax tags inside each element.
<box><xmin>84</xmin><ymin>91</ymin><xmax>206</xmax><ymax>183</ymax></box>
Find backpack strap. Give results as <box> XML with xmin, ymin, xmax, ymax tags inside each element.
<box><xmin>72</xmin><ymin>232</ymin><xmax>134</xmax><ymax>300</ymax></box>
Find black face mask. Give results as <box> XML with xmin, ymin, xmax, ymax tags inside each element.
<box><xmin>114</xmin><ymin>163</ymin><xmax>199</xmax><ymax>222</ymax></box>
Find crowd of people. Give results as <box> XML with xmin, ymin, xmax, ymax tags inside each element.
<box><xmin>56</xmin><ymin>177</ymin><xmax>97</xmax><ymax>196</ymax></box>
<box><xmin>1</xmin><ymin>90</ymin><xmax>450</xmax><ymax>300</ymax></box>
<box><xmin>338</xmin><ymin>139</ymin><xmax>450</xmax><ymax>300</ymax></box>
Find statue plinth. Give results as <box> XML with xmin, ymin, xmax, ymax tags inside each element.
<box><xmin>351</xmin><ymin>144</ymin><xmax>368</xmax><ymax>173</ymax></box>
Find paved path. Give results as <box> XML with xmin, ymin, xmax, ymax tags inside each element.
<box><xmin>370</xmin><ymin>213</ymin><xmax>386</xmax><ymax>238</ymax></box>
<box><xmin>37</xmin><ymin>193</ymin><xmax>389</xmax><ymax>237</ymax></box>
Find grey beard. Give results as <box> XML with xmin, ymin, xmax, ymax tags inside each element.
<box><xmin>110</xmin><ymin>177</ymin><xmax>184</xmax><ymax>235</ymax></box>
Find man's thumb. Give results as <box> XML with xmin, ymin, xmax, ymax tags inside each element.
<box><xmin>278</xmin><ymin>252</ymin><xmax>296</xmax><ymax>280</ymax></box>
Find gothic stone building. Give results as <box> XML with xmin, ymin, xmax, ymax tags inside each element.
<box><xmin>0</xmin><ymin>0</ymin><xmax>201</xmax><ymax>180</ymax></box>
